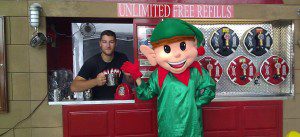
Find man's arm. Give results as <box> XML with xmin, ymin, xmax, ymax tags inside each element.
<box><xmin>70</xmin><ymin>73</ymin><xmax>106</xmax><ymax>92</ymax></box>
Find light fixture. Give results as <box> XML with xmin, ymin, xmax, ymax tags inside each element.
<box><xmin>29</xmin><ymin>3</ymin><xmax>47</xmax><ymax>47</ymax></box>
<box><xmin>29</xmin><ymin>3</ymin><xmax>41</xmax><ymax>29</ymax></box>
<box><xmin>30</xmin><ymin>32</ymin><xmax>47</xmax><ymax>48</ymax></box>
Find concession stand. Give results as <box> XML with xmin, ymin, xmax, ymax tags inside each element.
<box><xmin>42</xmin><ymin>1</ymin><xmax>299</xmax><ymax>137</ymax></box>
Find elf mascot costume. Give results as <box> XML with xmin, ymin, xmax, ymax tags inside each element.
<box><xmin>121</xmin><ymin>18</ymin><xmax>216</xmax><ymax>137</ymax></box>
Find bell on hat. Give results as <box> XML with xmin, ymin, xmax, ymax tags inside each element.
<box><xmin>114</xmin><ymin>83</ymin><xmax>133</xmax><ymax>100</ymax></box>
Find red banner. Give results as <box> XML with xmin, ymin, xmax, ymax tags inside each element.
<box><xmin>175</xmin><ymin>0</ymin><xmax>283</xmax><ymax>4</ymax></box>
<box><xmin>94</xmin><ymin>0</ymin><xmax>283</xmax><ymax>4</ymax></box>
<box><xmin>118</xmin><ymin>3</ymin><xmax>234</xmax><ymax>18</ymax></box>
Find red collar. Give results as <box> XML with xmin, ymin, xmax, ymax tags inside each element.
<box><xmin>157</xmin><ymin>61</ymin><xmax>202</xmax><ymax>88</ymax></box>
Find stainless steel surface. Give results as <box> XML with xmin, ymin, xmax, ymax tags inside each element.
<box><xmin>48</xmin><ymin>89</ymin><xmax>63</xmax><ymax>102</ymax></box>
<box><xmin>48</xmin><ymin>69</ymin><xmax>73</xmax><ymax>101</ymax></box>
<box><xmin>189</xmin><ymin>20</ymin><xmax>294</xmax><ymax>97</ymax></box>
<box><xmin>137</xmin><ymin>20</ymin><xmax>294</xmax><ymax>97</ymax></box>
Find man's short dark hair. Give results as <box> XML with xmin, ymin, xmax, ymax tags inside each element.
<box><xmin>100</xmin><ymin>30</ymin><xmax>116</xmax><ymax>41</ymax></box>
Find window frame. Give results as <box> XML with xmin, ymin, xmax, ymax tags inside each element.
<box><xmin>0</xmin><ymin>16</ymin><xmax>8</xmax><ymax>113</ymax></box>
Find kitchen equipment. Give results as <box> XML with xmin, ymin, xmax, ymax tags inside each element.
<box><xmin>83</xmin><ymin>89</ymin><xmax>92</xmax><ymax>100</ymax></box>
<box><xmin>48</xmin><ymin>69</ymin><xmax>73</xmax><ymax>101</ymax></box>
<box><xmin>48</xmin><ymin>88</ymin><xmax>63</xmax><ymax>102</ymax></box>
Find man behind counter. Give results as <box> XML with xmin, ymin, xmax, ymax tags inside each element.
<box><xmin>70</xmin><ymin>30</ymin><xmax>131</xmax><ymax>100</ymax></box>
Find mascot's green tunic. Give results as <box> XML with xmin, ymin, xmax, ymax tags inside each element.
<box><xmin>121</xmin><ymin>18</ymin><xmax>216</xmax><ymax>137</ymax></box>
<box><xmin>137</xmin><ymin>68</ymin><xmax>215</xmax><ymax>137</ymax></box>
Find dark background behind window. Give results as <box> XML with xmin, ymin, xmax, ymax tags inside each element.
<box><xmin>46</xmin><ymin>17</ymin><xmax>133</xmax><ymax>71</ymax></box>
<box><xmin>83</xmin><ymin>36</ymin><xmax>134</xmax><ymax>62</ymax></box>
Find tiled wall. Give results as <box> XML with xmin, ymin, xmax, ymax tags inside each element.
<box><xmin>0</xmin><ymin>1</ymin><xmax>299</xmax><ymax>137</ymax></box>
<box><xmin>284</xmin><ymin>0</ymin><xmax>300</xmax><ymax>4</ymax></box>
<box><xmin>283</xmin><ymin>20</ymin><xmax>300</xmax><ymax>135</ymax></box>
<box><xmin>0</xmin><ymin>2</ymin><xmax>62</xmax><ymax>137</ymax></box>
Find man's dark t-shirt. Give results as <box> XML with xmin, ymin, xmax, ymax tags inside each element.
<box><xmin>77</xmin><ymin>52</ymin><xmax>128</xmax><ymax>100</ymax></box>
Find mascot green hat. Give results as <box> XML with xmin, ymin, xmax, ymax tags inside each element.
<box><xmin>150</xmin><ymin>18</ymin><xmax>204</xmax><ymax>48</ymax></box>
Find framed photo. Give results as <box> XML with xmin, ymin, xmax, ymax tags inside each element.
<box><xmin>0</xmin><ymin>17</ymin><xmax>8</xmax><ymax>113</ymax></box>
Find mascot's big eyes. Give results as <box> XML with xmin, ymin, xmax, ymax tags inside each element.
<box><xmin>180</xmin><ymin>42</ymin><xmax>186</xmax><ymax>51</ymax></box>
<box><xmin>164</xmin><ymin>45</ymin><xmax>171</xmax><ymax>53</ymax></box>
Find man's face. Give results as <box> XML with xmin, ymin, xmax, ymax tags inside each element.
<box><xmin>99</xmin><ymin>35</ymin><xmax>116</xmax><ymax>56</ymax></box>
<box><xmin>154</xmin><ymin>40</ymin><xmax>198</xmax><ymax>74</ymax></box>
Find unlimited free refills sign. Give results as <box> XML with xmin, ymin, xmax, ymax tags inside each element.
<box><xmin>117</xmin><ymin>3</ymin><xmax>234</xmax><ymax>18</ymax></box>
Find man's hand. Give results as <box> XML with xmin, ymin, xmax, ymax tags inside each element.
<box><xmin>95</xmin><ymin>73</ymin><xmax>107</xmax><ymax>86</ymax></box>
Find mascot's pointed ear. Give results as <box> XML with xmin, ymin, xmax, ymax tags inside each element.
<box><xmin>140</xmin><ymin>45</ymin><xmax>157</xmax><ymax>66</ymax></box>
<box><xmin>194</xmin><ymin>36</ymin><xmax>205</xmax><ymax>56</ymax></box>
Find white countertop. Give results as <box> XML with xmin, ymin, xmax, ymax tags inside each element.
<box><xmin>48</xmin><ymin>100</ymin><xmax>135</xmax><ymax>105</ymax></box>
<box><xmin>212</xmin><ymin>96</ymin><xmax>288</xmax><ymax>102</ymax></box>
<box><xmin>48</xmin><ymin>96</ymin><xmax>289</xmax><ymax>105</ymax></box>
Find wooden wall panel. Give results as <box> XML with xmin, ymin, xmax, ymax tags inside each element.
<box><xmin>69</xmin><ymin>111</ymin><xmax>110</xmax><ymax>137</ymax></box>
<box><xmin>115</xmin><ymin>109</ymin><xmax>154</xmax><ymax>136</ymax></box>
<box><xmin>203</xmin><ymin>106</ymin><xmax>240</xmax><ymax>131</ymax></box>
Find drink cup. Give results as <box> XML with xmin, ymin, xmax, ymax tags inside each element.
<box><xmin>106</xmin><ymin>73</ymin><xmax>118</xmax><ymax>86</ymax></box>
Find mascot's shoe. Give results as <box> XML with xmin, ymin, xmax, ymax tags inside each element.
<box><xmin>286</xmin><ymin>131</ymin><xmax>300</xmax><ymax>137</ymax></box>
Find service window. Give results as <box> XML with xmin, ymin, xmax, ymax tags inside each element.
<box><xmin>72</xmin><ymin>22</ymin><xmax>134</xmax><ymax>100</ymax></box>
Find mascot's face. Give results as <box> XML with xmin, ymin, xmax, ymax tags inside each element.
<box><xmin>154</xmin><ymin>40</ymin><xmax>198</xmax><ymax>74</ymax></box>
